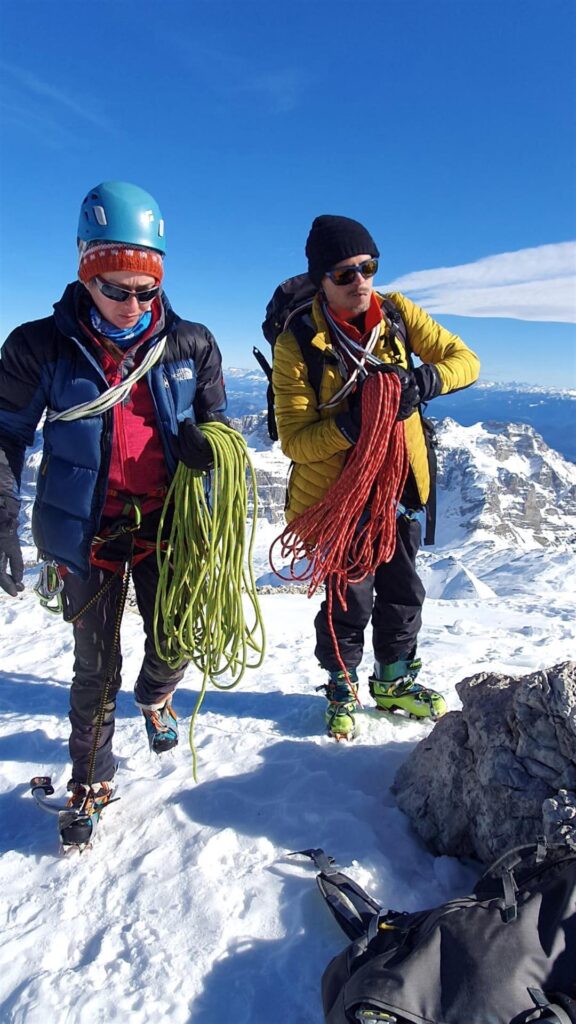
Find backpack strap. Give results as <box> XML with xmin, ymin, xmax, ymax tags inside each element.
<box><xmin>529</xmin><ymin>989</ymin><xmax>576</xmax><ymax>1024</ymax></box>
<box><xmin>381</xmin><ymin>296</ymin><xmax>411</xmax><ymax>367</ymax></box>
<box><xmin>252</xmin><ymin>345</ymin><xmax>272</xmax><ymax>382</ymax></box>
<box><xmin>381</xmin><ymin>296</ymin><xmax>437</xmax><ymax>545</ymax></box>
<box><xmin>253</xmin><ymin>306</ymin><xmax>325</xmax><ymax>443</ymax></box>
<box><xmin>289</xmin><ymin>310</ymin><xmax>328</xmax><ymax>399</ymax></box>
<box><xmin>291</xmin><ymin>847</ymin><xmax>383</xmax><ymax>941</ymax></box>
<box><xmin>252</xmin><ymin>345</ymin><xmax>278</xmax><ymax>441</ymax></box>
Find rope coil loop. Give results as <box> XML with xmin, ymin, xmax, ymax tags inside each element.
<box><xmin>270</xmin><ymin>372</ymin><xmax>409</xmax><ymax>682</ymax></box>
<box><xmin>154</xmin><ymin>421</ymin><xmax>265</xmax><ymax>778</ymax></box>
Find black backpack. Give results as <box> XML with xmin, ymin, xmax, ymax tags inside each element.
<box><xmin>296</xmin><ymin>842</ymin><xmax>576</xmax><ymax>1024</ymax></box>
<box><xmin>253</xmin><ymin>274</ymin><xmax>438</xmax><ymax>543</ymax></box>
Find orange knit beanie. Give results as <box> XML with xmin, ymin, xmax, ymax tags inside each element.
<box><xmin>78</xmin><ymin>242</ymin><xmax>164</xmax><ymax>284</ymax></box>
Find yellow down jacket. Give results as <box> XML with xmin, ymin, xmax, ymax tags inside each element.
<box><xmin>272</xmin><ymin>291</ymin><xmax>480</xmax><ymax>522</ymax></box>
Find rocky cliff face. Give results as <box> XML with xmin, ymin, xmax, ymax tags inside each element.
<box><xmin>231</xmin><ymin>413</ymin><xmax>288</xmax><ymax>524</ymax></box>
<box><xmin>434</xmin><ymin>419</ymin><xmax>576</xmax><ymax>548</ymax></box>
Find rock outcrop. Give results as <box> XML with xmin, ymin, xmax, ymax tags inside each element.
<box><xmin>392</xmin><ymin>661</ymin><xmax>576</xmax><ymax>863</ymax></box>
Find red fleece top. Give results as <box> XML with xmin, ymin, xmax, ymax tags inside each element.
<box><xmin>82</xmin><ymin>304</ymin><xmax>169</xmax><ymax>520</ymax></box>
<box><xmin>327</xmin><ymin>291</ymin><xmax>383</xmax><ymax>342</ymax></box>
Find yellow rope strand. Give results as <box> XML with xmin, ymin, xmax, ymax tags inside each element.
<box><xmin>154</xmin><ymin>422</ymin><xmax>265</xmax><ymax>779</ymax></box>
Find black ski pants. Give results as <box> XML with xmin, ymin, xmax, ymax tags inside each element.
<box><xmin>61</xmin><ymin>515</ymin><xmax>187</xmax><ymax>784</ymax></box>
<box><xmin>314</xmin><ymin>513</ymin><xmax>425</xmax><ymax>673</ymax></box>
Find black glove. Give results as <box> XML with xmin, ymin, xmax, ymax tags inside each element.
<box><xmin>368</xmin><ymin>363</ymin><xmax>419</xmax><ymax>421</ymax></box>
<box><xmin>174</xmin><ymin>420</ymin><xmax>214</xmax><ymax>471</ymax></box>
<box><xmin>336</xmin><ymin>364</ymin><xmax>414</xmax><ymax>441</ymax></box>
<box><xmin>0</xmin><ymin>498</ymin><xmax>24</xmax><ymax>597</ymax></box>
<box><xmin>374</xmin><ymin>362</ymin><xmax>441</xmax><ymax>420</ymax></box>
<box><xmin>335</xmin><ymin>361</ymin><xmax>442</xmax><ymax>441</ymax></box>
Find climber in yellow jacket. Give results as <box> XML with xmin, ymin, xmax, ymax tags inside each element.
<box><xmin>272</xmin><ymin>215</ymin><xmax>480</xmax><ymax>739</ymax></box>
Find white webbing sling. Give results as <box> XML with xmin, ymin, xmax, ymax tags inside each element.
<box><xmin>46</xmin><ymin>335</ymin><xmax>167</xmax><ymax>423</ymax></box>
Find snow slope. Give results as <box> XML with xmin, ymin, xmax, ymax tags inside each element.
<box><xmin>1</xmin><ymin>521</ymin><xmax>575</xmax><ymax>1022</ymax></box>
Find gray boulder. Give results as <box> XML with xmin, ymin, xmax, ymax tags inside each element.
<box><xmin>392</xmin><ymin>661</ymin><xmax>576</xmax><ymax>863</ymax></box>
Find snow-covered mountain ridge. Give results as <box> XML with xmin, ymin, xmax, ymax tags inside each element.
<box><xmin>225</xmin><ymin>368</ymin><xmax>576</xmax><ymax>461</ymax></box>
<box><xmin>434</xmin><ymin>418</ymin><xmax>576</xmax><ymax>548</ymax></box>
<box><xmin>226</xmin><ymin>366</ymin><xmax>576</xmax><ymax>398</ymax></box>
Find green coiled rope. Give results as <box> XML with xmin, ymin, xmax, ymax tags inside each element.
<box><xmin>154</xmin><ymin>422</ymin><xmax>265</xmax><ymax>778</ymax></box>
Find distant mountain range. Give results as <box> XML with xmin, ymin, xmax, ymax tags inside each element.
<box><xmin>224</xmin><ymin>369</ymin><xmax>576</xmax><ymax>462</ymax></box>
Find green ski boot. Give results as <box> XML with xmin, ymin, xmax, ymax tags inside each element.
<box><xmin>369</xmin><ymin>657</ymin><xmax>447</xmax><ymax>720</ymax></box>
<box><xmin>318</xmin><ymin>670</ymin><xmax>360</xmax><ymax>741</ymax></box>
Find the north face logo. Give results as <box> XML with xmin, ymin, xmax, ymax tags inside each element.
<box><xmin>170</xmin><ymin>367</ymin><xmax>194</xmax><ymax>381</ymax></box>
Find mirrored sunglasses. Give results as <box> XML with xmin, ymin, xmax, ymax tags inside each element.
<box><xmin>325</xmin><ymin>258</ymin><xmax>379</xmax><ymax>287</ymax></box>
<box><xmin>94</xmin><ymin>277</ymin><xmax>160</xmax><ymax>304</ymax></box>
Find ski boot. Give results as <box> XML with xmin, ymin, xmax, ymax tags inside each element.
<box><xmin>318</xmin><ymin>669</ymin><xmax>360</xmax><ymax>741</ymax></box>
<box><xmin>141</xmin><ymin>696</ymin><xmax>179</xmax><ymax>754</ymax></box>
<box><xmin>60</xmin><ymin>781</ymin><xmax>114</xmax><ymax>848</ymax></box>
<box><xmin>369</xmin><ymin>657</ymin><xmax>447</xmax><ymax>720</ymax></box>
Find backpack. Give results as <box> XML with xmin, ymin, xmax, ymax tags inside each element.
<box><xmin>296</xmin><ymin>842</ymin><xmax>576</xmax><ymax>1024</ymax></box>
<box><xmin>253</xmin><ymin>272</ymin><xmax>319</xmax><ymax>443</ymax></box>
<box><xmin>253</xmin><ymin>274</ymin><xmax>438</xmax><ymax>544</ymax></box>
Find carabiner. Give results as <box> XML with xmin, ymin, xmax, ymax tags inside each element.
<box><xmin>34</xmin><ymin>562</ymin><xmax>64</xmax><ymax>614</ymax></box>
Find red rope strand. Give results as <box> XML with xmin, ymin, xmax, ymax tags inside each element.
<box><xmin>270</xmin><ymin>372</ymin><xmax>409</xmax><ymax>682</ymax></box>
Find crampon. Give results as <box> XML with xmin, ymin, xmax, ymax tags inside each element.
<box><xmin>30</xmin><ymin>776</ymin><xmax>117</xmax><ymax>851</ymax></box>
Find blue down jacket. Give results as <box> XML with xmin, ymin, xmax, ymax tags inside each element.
<box><xmin>0</xmin><ymin>283</ymin><xmax>227</xmax><ymax>577</ymax></box>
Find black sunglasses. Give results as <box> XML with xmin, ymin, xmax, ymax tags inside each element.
<box><xmin>94</xmin><ymin>277</ymin><xmax>160</xmax><ymax>304</ymax></box>
<box><xmin>324</xmin><ymin>258</ymin><xmax>379</xmax><ymax>286</ymax></box>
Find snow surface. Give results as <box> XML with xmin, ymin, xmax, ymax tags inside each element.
<box><xmin>1</xmin><ymin>514</ymin><xmax>576</xmax><ymax>1021</ymax></box>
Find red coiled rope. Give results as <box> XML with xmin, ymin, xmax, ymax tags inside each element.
<box><xmin>270</xmin><ymin>371</ymin><xmax>410</xmax><ymax>684</ymax></box>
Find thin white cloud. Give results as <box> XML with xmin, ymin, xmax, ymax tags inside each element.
<box><xmin>168</xmin><ymin>39</ymin><xmax>306</xmax><ymax>113</ymax></box>
<box><xmin>0</xmin><ymin>61</ymin><xmax>113</xmax><ymax>132</ymax></box>
<box><xmin>378</xmin><ymin>242</ymin><xmax>576</xmax><ymax>323</ymax></box>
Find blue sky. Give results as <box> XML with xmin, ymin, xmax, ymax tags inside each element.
<box><xmin>0</xmin><ymin>0</ymin><xmax>575</xmax><ymax>387</ymax></box>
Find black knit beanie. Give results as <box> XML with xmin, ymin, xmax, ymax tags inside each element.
<box><xmin>305</xmin><ymin>215</ymin><xmax>380</xmax><ymax>287</ymax></box>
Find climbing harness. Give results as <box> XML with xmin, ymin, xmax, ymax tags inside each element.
<box><xmin>34</xmin><ymin>499</ymin><xmax>147</xmax><ymax>618</ymax></box>
<box><xmin>270</xmin><ymin>372</ymin><xmax>408</xmax><ymax>686</ymax></box>
<box><xmin>154</xmin><ymin>421</ymin><xmax>265</xmax><ymax>779</ymax></box>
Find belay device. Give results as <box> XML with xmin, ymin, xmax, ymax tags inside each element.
<box><xmin>295</xmin><ymin>841</ymin><xmax>576</xmax><ymax>1024</ymax></box>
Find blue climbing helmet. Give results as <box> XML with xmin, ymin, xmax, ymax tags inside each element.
<box><xmin>77</xmin><ymin>181</ymin><xmax>166</xmax><ymax>253</ymax></box>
